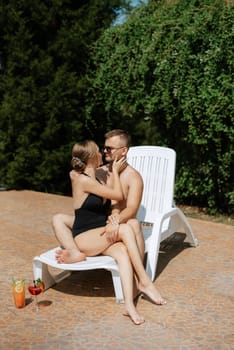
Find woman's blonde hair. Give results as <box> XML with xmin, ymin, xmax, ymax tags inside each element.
<box><xmin>71</xmin><ymin>140</ymin><xmax>98</xmax><ymax>172</ymax></box>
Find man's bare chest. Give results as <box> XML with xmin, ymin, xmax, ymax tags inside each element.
<box><xmin>107</xmin><ymin>173</ymin><xmax>129</xmax><ymax>200</ymax></box>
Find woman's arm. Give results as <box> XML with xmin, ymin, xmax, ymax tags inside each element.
<box><xmin>81</xmin><ymin>157</ymin><xmax>126</xmax><ymax>201</ymax></box>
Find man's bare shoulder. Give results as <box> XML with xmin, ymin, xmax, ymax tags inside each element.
<box><xmin>122</xmin><ymin>164</ymin><xmax>143</xmax><ymax>183</ymax></box>
<box><xmin>120</xmin><ymin>164</ymin><xmax>143</xmax><ymax>203</ymax></box>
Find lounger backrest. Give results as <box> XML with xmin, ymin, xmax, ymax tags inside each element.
<box><xmin>127</xmin><ymin>146</ymin><xmax>176</xmax><ymax>224</ymax></box>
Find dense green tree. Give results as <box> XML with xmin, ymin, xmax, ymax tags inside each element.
<box><xmin>87</xmin><ymin>0</ymin><xmax>233</xmax><ymax>213</ymax></box>
<box><xmin>0</xmin><ymin>0</ymin><xmax>130</xmax><ymax>194</ymax></box>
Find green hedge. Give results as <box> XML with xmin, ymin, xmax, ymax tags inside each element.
<box><xmin>88</xmin><ymin>0</ymin><xmax>233</xmax><ymax>214</ymax></box>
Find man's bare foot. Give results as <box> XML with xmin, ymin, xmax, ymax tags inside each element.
<box><xmin>55</xmin><ymin>249</ymin><xmax>86</xmax><ymax>264</ymax></box>
<box><xmin>123</xmin><ymin>303</ymin><xmax>145</xmax><ymax>325</ymax></box>
<box><xmin>139</xmin><ymin>282</ymin><xmax>166</xmax><ymax>305</ymax></box>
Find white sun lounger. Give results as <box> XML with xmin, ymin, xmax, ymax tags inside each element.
<box><xmin>33</xmin><ymin>146</ymin><xmax>198</xmax><ymax>303</ymax></box>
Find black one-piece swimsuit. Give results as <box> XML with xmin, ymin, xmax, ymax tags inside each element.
<box><xmin>72</xmin><ymin>174</ymin><xmax>111</xmax><ymax>238</ymax></box>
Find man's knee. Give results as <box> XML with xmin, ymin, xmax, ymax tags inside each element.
<box><xmin>119</xmin><ymin>224</ymin><xmax>135</xmax><ymax>241</ymax></box>
<box><xmin>127</xmin><ymin>218</ymin><xmax>141</xmax><ymax>231</ymax></box>
<box><xmin>106</xmin><ymin>242</ymin><xmax>128</xmax><ymax>259</ymax></box>
<box><xmin>115</xmin><ymin>242</ymin><xmax>128</xmax><ymax>255</ymax></box>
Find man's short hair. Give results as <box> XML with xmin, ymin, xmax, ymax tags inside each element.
<box><xmin>104</xmin><ymin>129</ymin><xmax>131</xmax><ymax>147</ymax></box>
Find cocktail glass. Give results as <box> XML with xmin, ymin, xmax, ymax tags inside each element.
<box><xmin>28</xmin><ymin>279</ymin><xmax>44</xmax><ymax>312</ymax></box>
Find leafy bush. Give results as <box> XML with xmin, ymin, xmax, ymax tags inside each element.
<box><xmin>89</xmin><ymin>0</ymin><xmax>233</xmax><ymax>213</ymax></box>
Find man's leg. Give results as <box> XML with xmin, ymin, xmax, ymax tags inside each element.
<box><xmin>103</xmin><ymin>242</ymin><xmax>145</xmax><ymax>325</ymax></box>
<box><xmin>118</xmin><ymin>224</ymin><xmax>166</xmax><ymax>305</ymax></box>
<box><xmin>126</xmin><ymin>218</ymin><xmax>145</xmax><ymax>292</ymax></box>
<box><xmin>127</xmin><ymin>219</ymin><xmax>145</xmax><ymax>261</ymax></box>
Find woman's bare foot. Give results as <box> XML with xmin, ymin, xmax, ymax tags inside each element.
<box><xmin>123</xmin><ymin>303</ymin><xmax>145</xmax><ymax>325</ymax></box>
<box><xmin>139</xmin><ymin>282</ymin><xmax>166</xmax><ymax>305</ymax></box>
<box><xmin>133</xmin><ymin>281</ymin><xmax>141</xmax><ymax>302</ymax></box>
<box><xmin>55</xmin><ymin>249</ymin><xmax>86</xmax><ymax>263</ymax></box>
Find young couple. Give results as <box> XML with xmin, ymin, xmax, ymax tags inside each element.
<box><xmin>53</xmin><ymin>129</ymin><xmax>166</xmax><ymax>325</ymax></box>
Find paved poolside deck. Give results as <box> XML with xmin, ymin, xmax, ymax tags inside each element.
<box><xmin>0</xmin><ymin>190</ymin><xmax>233</xmax><ymax>350</ymax></box>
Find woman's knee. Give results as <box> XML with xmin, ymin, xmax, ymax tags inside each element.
<box><xmin>52</xmin><ymin>213</ymin><xmax>73</xmax><ymax>230</ymax></box>
<box><xmin>51</xmin><ymin>213</ymin><xmax>63</xmax><ymax>229</ymax></box>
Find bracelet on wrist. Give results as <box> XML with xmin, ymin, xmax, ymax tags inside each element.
<box><xmin>112</xmin><ymin>219</ymin><xmax>119</xmax><ymax>226</ymax></box>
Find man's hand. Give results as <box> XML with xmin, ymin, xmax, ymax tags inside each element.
<box><xmin>107</xmin><ymin>213</ymin><xmax>120</xmax><ymax>226</ymax></box>
<box><xmin>104</xmin><ymin>222</ymin><xmax>119</xmax><ymax>244</ymax></box>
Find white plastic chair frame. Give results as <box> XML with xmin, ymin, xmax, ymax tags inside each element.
<box><xmin>33</xmin><ymin>146</ymin><xmax>198</xmax><ymax>303</ymax></box>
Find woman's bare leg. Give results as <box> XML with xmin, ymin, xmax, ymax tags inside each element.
<box><xmin>56</xmin><ymin>226</ymin><xmax>113</xmax><ymax>263</ymax></box>
<box><xmin>74</xmin><ymin>227</ymin><xmax>112</xmax><ymax>256</ymax></box>
<box><xmin>52</xmin><ymin>213</ymin><xmax>74</xmax><ymax>248</ymax></box>
<box><xmin>118</xmin><ymin>224</ymin><xmax>166</xmax><ymax>305</ymax></box>
<box><xmin>103</xmin><ymin>242</ymin><xmax>145</xmax><ymax>325</ymax></box>
<box><xmin>52</xmin><ymin>213</ymin><xmax>86</xmax><ymax>263</ymax></box>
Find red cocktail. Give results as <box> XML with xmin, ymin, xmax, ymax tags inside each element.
<box><xmin>28</xmin><ymin>279</ymin><xmax>44</xmax><ymax>312</ymax></box>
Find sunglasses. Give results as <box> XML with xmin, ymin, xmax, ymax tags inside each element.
<box><xmin>103</xmin><ymin>146</ymin><xmax>124</xmax><ymax>152</ymax></box>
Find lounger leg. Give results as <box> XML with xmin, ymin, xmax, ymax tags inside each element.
<box><xmin>33</xmin><ymin>257</ymin><xmax>72</xmax><ymax>290</ymax></box>
<box><xmin>177</xmin><ymin>210</ymin><xmax>199</xmax><ymax>247</ymax></box>
<box><xmin>33</xmin><ymin>257</ymin><xmax>56</xmax><ymax>290</ymax></box>
<box><xmin>110</xmin><ymin>270</ymin><xmax>124</xmax><ymax>303</ymax></box>
<box><xmin>145</xmin><ymin>227</ymin><xmax>161</xmax><ymax>282</ymax></box>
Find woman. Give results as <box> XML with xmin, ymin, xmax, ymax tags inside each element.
<box><xmin>56</xmin><ymin>140</ymin><xmax>166</xmax><ymax>325</ymax></box>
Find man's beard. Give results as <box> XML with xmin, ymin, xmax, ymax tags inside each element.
<box><xmin>102</xmin><ymin>154</ymin><xmax>110</xmax><ymax>165</ymax></box>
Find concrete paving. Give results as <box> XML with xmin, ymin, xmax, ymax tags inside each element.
<box><xmin>0</xmin><ymin>190</ymin><xmax>233</xmax><ymax>350</ymax></box>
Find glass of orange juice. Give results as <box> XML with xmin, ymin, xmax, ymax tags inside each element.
<box><xmin>12</xmin><ymin>278</ymin><xmax>25</xmax><ymax>308</ymax></box>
